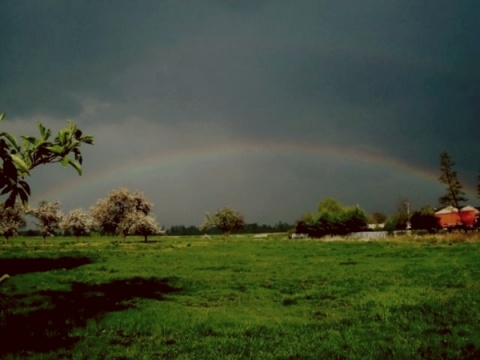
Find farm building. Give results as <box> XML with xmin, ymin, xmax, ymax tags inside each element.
<box><xmin>435</xmin><ymin>205</ymin><xmax>479</xmax><ymax>228</ymax></box>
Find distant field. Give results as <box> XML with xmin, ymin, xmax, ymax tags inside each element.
<box><xmin>1</xmin><ymin>234</ymin><xmax>480</xmax><ymax>359</ymax></box>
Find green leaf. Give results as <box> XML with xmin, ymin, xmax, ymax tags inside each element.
<box><xmin>21</xmin><ymin>136</ymin><xmax>37</xmax><ymax>144</ymax></box>
<box><xmin>58</xmin><ymin>128</ymin><xmax>69</xmax><ymax>144</ymax></box>
<box><xmin>10</xmin><ymin>154</ymin><xmax>31</xmax><ymax>174</ymax></box>
<box><xmin>46</xmin><ymin>145</ymin><xmax>64</xmax><ymax>154</ymax></box>
<box><xmin>22</xmin><ymin>138</ymin><xmax>30</xmax><ymax>152</ymax></box>
<box><xmin>82</xmin><ymin>135</ymin><xmax>94</xmax><ymax>144</ymax></box>
<box><xmin>3</xmin><ymin>159</ymin><xmax>18</xmax><ymax>181</ymax></box>
<box><xmin>69</xmin><ymin>140</ymin><xmax>80</xmax><ymax>148</ymax></box>
<box><xmin>38</xmin><ymin>123</ymin><xmax>53</xmax><ymax>142</ymax></box>
<box><xmin>18</xmin><ymin>186</ymin><xmax>29</xmax><ymax>204</ymax></box>
<box><xmin>38</xmin><ymin>122</ymin><xmax>46</xmax><ymax>137</ymax></box>
<box><xmin>2</xmin><ymin>133</ymin><xmax>19</xmax><ymax>151</ymax></box>
<box><xmin>68</xmin><ymin>159</ymin><xmax>83</xmax><ymax>175</ymax></box>
<box><xmin>22</xmin><ymin>152</ymin><xmax>32</xmax><ymax>168</ymax></box>
<box><xmin>35</xmin><ymin>138</ymin><xmax>45</xmax><ymax>147</ymax></box>
<box><xmin>5</xmin><ymin>190</ymin><xmax>18</xmax><ymax>208</ymax></box>
<box><xmin>0</xmin><ymin>112</ymin><xmax>5</xmax><ymax>121</ymax></box>
<box><xmin>19</xmin><ymin>180</ymin><xmax>31</xmax><ymax>195</ymax></box>
<box><xmin>0</xmin><ymin>184</ymin><xmax>13</xmax><ymax>196</ymax></box>
<box><xmin>63</xmin><ymin>157</ymin><xmax>82</xmax><ymax>175</ymax></box>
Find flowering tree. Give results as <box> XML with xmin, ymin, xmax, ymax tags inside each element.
<box><xmin>126</xmin><ymin>213</ymin><xmax>164</xmax><ymax>242</ymax></box>
<box><xmin>201</xmin><ymin>207</ymin><xmax>246</xmax><ymax>239</ymax></box>
<box><xmin>61</xmin><ymin>208</ymin><xmax>94</xmax><ymax>239</ymax></box>
<box><xmin>0</xmin><ymin>202</ymin><xmax>26</xmax><ymax>244</ymax></box>
<box><xmin>29</xmin><ymin>200</ymin><xmax>63</xmax><ymax>243</ymax></box>
<box><xmin>0</xmin><ymin>112</ymin><xmax>93</xmax><ymax>207</ymax></box>
<box><xmin>90</xmin><ymin>188</ymin><xmax>154</xmax><ymax>242</ymax></box>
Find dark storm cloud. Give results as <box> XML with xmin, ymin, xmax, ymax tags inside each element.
<box><xmin>1</xmin><ymin>0</ymin><xmax>189</xmax><ymax>116</ymax></box>
<box><xmin>1</xmin><ymin>0</ymin><xmax>479</xmax><ymax>224</ymax></box>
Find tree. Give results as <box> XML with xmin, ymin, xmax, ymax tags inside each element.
<box><xmin>343</xmin><ymin>206</ymin><xmax>369</xmax><ymax>234</ymax></box>
<box><xmin>438</xmin><ymin>152</ymin><xmax>467</xmax><ymax>226</ymax></box>
<box><xmin>396</xmin><ymin>198</ymin><xmax>411</xmax><ymax>230</ymax></box>
<box><xmin>0</xmin><ymin>112</ymin><xmax>93</xmax><ymax>208</ymax></box>
<box><xmin>90</xmin><ymin>188</ymin><xmax>154</xmax><ymax>242</ymax></box>
<box><xmin>410</xmin><ymin>206</ymin><xmax>439</xmax><ymax>232</ymax></box>
<box><xmin>383</xmin><ymin>216</ymin><xmax>399</xmax><ymax>232</ymax></box>
<box><xmin>126</xmin><ymin>213</ymin><xmax>163</xmax><ymax>242</ymax></box>
<box><xmin>61</xmin><ymin>208</ymin><xmax>94</xmax><ymax>239</ymax></box>
<box><xmin>0</xmin><ymin>202</ymin><xmax>26</xmax><ymax>244</ymax></box>
<box><xmin>312</xmin><ymin>198</ymin><xmax>347</xmax><ymax>237</ymax></box>
<box><xmin>370</xmin><ymin>211</ymin><xmax>387</xmax><ymax>225</ymax></box>
<box><xmin>295</xmin><ymin>212</ymin><xmax>317</xmax><ymax>236</ymax></box>
<box><xmin>384</xmin><ymin>198</ymin><xmax>411</xmax><ymax>231</ymax></box>
<box><xmin>318</xmin><ymin>198</ymin><xmax>344</xmax><ymax>215</ymax></box>
<box><xmin>200</xmin><ymin>207</ymin><xmax>246</xmax><ymax>239</ymax></box>
<box><xmin>29</xmin><ymin>200</ymin><xmax>63</xmax><ymax>243</ymax></box>
<box><xmin>294</xmin><ymin>198</ymin><xmax>368</xmax><ymax>237</ymax></box>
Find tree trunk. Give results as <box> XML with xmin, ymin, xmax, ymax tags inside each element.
<box><xmin>144</xmin><ymin>235</ymin><xmax>148</xmax><ymax>242</ymax></box>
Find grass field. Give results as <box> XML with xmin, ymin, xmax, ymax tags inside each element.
<box><xmin>1</xmin><ymin>234</ymin><xmax>480</xmax><ymax>359</ymax></box>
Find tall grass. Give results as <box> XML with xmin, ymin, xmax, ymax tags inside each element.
<box><xmin>1</xmin><ymin>234</ymin><xmax>480</xmax><ymax>359</ymax></box>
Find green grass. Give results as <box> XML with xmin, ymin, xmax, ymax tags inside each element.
<box><xmin>1</xmin><ymin>234</ymin><xmax>480</xmax><ymax>359</ymax></box>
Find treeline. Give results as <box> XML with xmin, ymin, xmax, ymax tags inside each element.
<box><xmin>167</xmin><ymin>222</ymin><xmax>292</xmax><ymax>236</ymax></box>
<box><xmin>18</xmin><ymin>221</ymin><xmax>293</xmax><ymax>238</ymax></box>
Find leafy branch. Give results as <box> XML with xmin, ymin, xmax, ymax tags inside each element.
<box><xmin>0</xmin><ymin>112</ymin><xmax>94</xmax><ymax>207</ymax></box>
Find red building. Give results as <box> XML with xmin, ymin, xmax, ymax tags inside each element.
<box><xmin>435</xmin><ymin>206</ymin><xmax>479</xmax><ymax>228</ymax></box>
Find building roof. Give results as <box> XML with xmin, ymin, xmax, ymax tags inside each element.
<box><xmin>435</xmin><ymin>206</ymin><xmax>458</xmax><ymax>214</ymax></box>
<box><xmin>461</xmin><ymin>205</ymin><xmax>480</xmax><ymax>213</ymax></box>
<box><xmin>435</xmin><ymin>205</ymin><xmax>480</xmax><ymax>215</ymax></box>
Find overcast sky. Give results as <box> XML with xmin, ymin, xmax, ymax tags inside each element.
<box><xmin>1</xmin><ymin>0</ymin><xmax>479</xmax><ymax>226</ymax></box>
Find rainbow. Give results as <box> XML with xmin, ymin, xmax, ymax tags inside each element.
<box><xmin>28</xmin><ymin>34</ymin><xmax>474</xmax><ymax>203</ymax></box>
<box><xmin>31</xmin><ymin>139</ymin><xmax>477</xmax><ymax>203</ymax></box>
